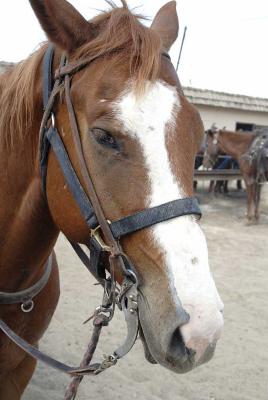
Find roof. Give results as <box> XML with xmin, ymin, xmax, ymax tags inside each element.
<box><xmin>183</xmin><ymin>86</ymin><xmax>268</xmax><ymax>113</ymax></box>
<box><xmin>0</xmin><ymin>61</ymin><xmax>15</xmax><ymax>74</ymax></box>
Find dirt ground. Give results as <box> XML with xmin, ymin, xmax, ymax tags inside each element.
<box><xmin>23</xmin><ymin>183</ymin><xmax>268</xmax><ymax>400</ymax></box>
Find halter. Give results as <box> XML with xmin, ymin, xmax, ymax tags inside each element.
<box><xmin>0</xmin><ymin>45</ymin><xmax>201</xmax><ymax>387</ymax></box>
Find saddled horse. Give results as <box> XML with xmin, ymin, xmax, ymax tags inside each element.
<box><xmin>203</xmin><ymin>127</ymin><xmax>268</xmax><ymax>222</ymax></box>
<box><xmin>0</xmin><ymin>1</ymin><xmax>224</xmax><ymax>398</ymax></box>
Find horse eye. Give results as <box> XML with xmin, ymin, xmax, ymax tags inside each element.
<box><xmin>90</xmin><ymin>128</ymin><xmax>120</xmax><ymax>150</ymax></box>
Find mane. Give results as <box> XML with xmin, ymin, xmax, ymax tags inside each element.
<box><xmin>220</xmin><ymin>130</ymin><xmax>256</xmax><ymax>143</ymax></box>
<box><xmin>0</xmin><ymin>47</ymin><xmax>46</xmax><ymax>148</ymax></box>
<box><xmin>0</xmin><ymin>2</ymin><xmax>161</xmax><ymax>147</ymax></box>
<box><xmin>75</xmin><ymin>1</ymin><xmax>161</xmax><ymax>91</ymax></box>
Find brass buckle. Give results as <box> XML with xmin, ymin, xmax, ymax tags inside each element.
<box><xmin>90</xmin><ymin>224</ymin><xmax>111</xmax><ymax>252</ymax></box>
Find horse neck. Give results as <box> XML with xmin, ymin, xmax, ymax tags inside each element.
<box><xmin>0</xmin><ymin>55</ymin><xmax>59</xmax><ymax>291</ymax></box>
<box><xmin>218</xmin><ymin>130</ymin><xmax>255</xmax><ymax>160</ymax></box>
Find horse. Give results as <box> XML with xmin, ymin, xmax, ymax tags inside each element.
<box><xmin>203</xmin><ymin>127</ymin><xmax>268</xmax><ymax>222</ymax></box>
<box><xmin>0</xmin><ymin>1</ymin><xmax>224</xmax><ymax>398</ymax></box>
<box><xmin>209</xmin><ymin>156</ymin><xmax>240</xmax><ymax>195</ymax></box>
<box><xmin>194</xmin><ymin>140</ymin><xmax>233</xmax><ymax>194</ymax></box>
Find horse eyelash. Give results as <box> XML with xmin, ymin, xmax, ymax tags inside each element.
<box><xmin>90</xmin><ymin>128</ymin><xmax>120</xmax><ymax>150</ymax></box>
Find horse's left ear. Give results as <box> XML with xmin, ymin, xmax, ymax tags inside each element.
<box><xmin>151</xmin><ymin>1</ymin><xmax>179</xmax><ymax>52</ymax></box>
<box><xmin>29</xmin><ymin>0</ymin><xmax>93</xmax><ymax>53</ymax></box>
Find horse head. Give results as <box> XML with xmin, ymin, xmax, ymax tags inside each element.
<box><xmin>203</xmin><ymin>125</ymin><xmax>221</xmax><ymax>170</ymax></box>
<box><xmin>30</xmin><ymin>0</ymin><xmax>224</xmax><ymax>373</ymax></box>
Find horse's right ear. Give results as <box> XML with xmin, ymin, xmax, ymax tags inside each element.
<box><xmin>29</xmin><ymin>0</ymin><xmax>94</xmax><ymax>53</ymax></box>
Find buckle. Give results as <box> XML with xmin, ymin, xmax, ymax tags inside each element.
<box><xmin>93</xmin><ymin>354</ymin><xmax>118</xmax><ymax>375</ymax></box>
<box><xmin>90</xmin><ymin>225</ymin><xmax>111</xmax><ymax>252</ymax></box>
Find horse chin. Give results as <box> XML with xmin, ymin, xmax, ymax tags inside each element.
<box><xmin>138</xmin><ymin>320</ymin><xmax>216</xmax><ymax>374</ymax></box>
<box><xmin>139</xmin><ymin>324</ymin><xmax>158</xmax><ymax>364</ymax></box>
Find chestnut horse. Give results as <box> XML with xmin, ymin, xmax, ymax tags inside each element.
<box><xmin>0</xmin><ymin>1</ymin><xmax>224</xmax><ymax>398</ymax></box>
<box><xmin>203</xmin><ymin>127</ymin><xmax>267</xmax><ymax>222</ymax></box>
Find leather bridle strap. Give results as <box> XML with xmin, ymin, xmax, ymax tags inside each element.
<box><xmin>63</xmin><ymin>73</ymin><xmax>121</xmax><ymax>256</ymax></box>
<box><xmin>0</xmin><ymin>256</ymin><xmax>52</xmax><ymax>308</ymax></box>
<box><xmin>0</xmin><ymin>319</ymin><xmax>79</xmax><ymax>375</ymax></box>
<box><xmin>110</xmin><ymin>198</ymin><xmax>201</xmax><ymax>238</ymax></box>
<box><xmin>45</xmin><ymin>126</ymin><xmax>98</xmax><ymax>229</ymax></box>
<box><xmin>42</xmin><ymin>44</ymin><xmax>54</xmax><ymax>110</ymax></box>
<box><xmin>0</xmin><ymin>273</ymin><xmax>139</xmax><ymax>376</ymax></box>
<box><xmin>62</xmin><ymin>71</ymin><xmax>138</xmax><ymax>290</ymax></box>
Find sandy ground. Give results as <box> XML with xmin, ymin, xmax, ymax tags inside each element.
<box><xmin>23</xmin><ymin>184</ymin><xmax>268</xmax><ymax>400</ymax></box>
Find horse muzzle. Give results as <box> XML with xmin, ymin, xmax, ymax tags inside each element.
<box><xmin>138</xmin><ymin>289</ymin><xmax>223</xmax><ymax>373</ymax></box>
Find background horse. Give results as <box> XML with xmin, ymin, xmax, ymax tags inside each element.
<box><xmin>0</xmin><ymin>1</ymin><xmax>223</xmax><ymax>398</ymax></box>
<box><xmin>203</xmin><ymin>127</ymin><xmax>268</xmax><ymax>222</ymax></box>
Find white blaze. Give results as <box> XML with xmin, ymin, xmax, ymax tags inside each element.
<box><xmin>114</xmin><ymin>80</ymin><xmax>223</xmax><ymax>357</ymax></box>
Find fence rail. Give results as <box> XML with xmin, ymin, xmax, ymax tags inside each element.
<box><xmin>194</xmin><ymin>169</ymin><xmax>242</xmax><ymax>181</ymax></box>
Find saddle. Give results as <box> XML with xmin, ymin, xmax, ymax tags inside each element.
<box><xmin>244</xmin><ymin>131</ymin><xmax>268</xmax><ymax>182</ymax></box>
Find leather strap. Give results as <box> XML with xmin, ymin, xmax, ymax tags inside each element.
<box><xmin>0</xmin><ymin>256</ymin><xmax>52</xmax><ymax>305</ymax></box>
<box><xmin>46</xmin><ymin>126</ymin><xmax>98</xmax><ymax>229</ymax></box>
<box><xmin>42</xmin><ymin>44</ymin><xmax>54</xmax><ymax>111</ymax></box>
<box><xmin>40</xmin><ymin>48</ymin><xmax>65</xmax><ymax>196</ymax></box>
<box><xmin>110</xmin><ymin>198</ymin><xmax>201</xmax><ymax>239</ymax></box>
<box><xmin>0</xmin><ymin>276</ymin><xmax>139</xmax><ymax>376</ymax></box>
<box><xmin>0</xmin><ymin>318</ymin><xmax>77</xmax><ymax>375</ymax></box>
<box><xmin>68</xmin><ymin>240</ymin><xmax>106</xmax><ymax>282</ymax></box>
<box><xmin>63</xmin><ymin>74</ymin><xmax>123</xmax><ymax>257</ymax></box>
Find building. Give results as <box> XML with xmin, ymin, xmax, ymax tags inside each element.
<box><xmin>184</xmin><ymin>86</ymin><xmax>268</xmax><ymax>132</ymax></box>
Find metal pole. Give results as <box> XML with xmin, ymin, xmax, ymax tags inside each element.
<box><xmin>176</xmin><ymin>26</ymin><xmax>187</xmax><ymax>71</ymax></box>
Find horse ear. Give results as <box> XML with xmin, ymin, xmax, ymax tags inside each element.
<box><xmin>151</xmin><ymin>1</ymin><xmax>179</xmax><ymax>52</ymax></box>
<box><xmin>29</xmin><ymin>0</ymin><xmax>93</xmax><ymax>53</ymax></box>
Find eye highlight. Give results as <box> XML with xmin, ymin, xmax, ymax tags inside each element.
<box><xmin>90</xmin><ymin>128</ymin><xmax>121</xmax><ymax>151</ymax></box>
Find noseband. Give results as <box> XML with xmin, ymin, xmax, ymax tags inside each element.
<box><xmin>0</xmin><ymin>45</ymin><xmax>201</xmax><ymax>382</ymax></box>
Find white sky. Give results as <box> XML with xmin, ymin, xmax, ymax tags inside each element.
<box><xmin>0</xmin><ymin>0</ymin><xmax>267</xmax><ymax>98</ymax></box>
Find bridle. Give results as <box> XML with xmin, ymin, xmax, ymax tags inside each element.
<box><xmin>0</xmin><ymin>45</ymin><xmax>201</xmax><ymax>382</ymax></box>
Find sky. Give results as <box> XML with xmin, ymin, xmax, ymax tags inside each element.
<box><xmin>0</xmin><ymin>0</ymin><xmax>267</xmax><ymax>98</ymax></box>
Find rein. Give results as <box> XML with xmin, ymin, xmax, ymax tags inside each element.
<box><xmin>0</xmin><ymin>45</ymin><xmax>202</xmax><ymax>394</ymax></box>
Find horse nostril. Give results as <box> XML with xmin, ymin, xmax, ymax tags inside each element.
<box><xmin>169</xmin><ymin>328</ymin><xmax>184</xmax><ymax>349</ymax></box>
<box><xmin>166</xmin><ymin>328</ymin><xmax>194</xmax><ymax>364</ymax></box>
